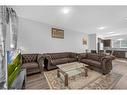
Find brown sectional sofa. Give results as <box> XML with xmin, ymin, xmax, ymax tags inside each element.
<box><xmin>21</xmin><ymin>54</ymin><xmax>44</xmax><ymax>75</ymax></box>
<box><xmin>43</xmin><ymin>52</ymin><xmax>77</xmax><ymax>70</ymax></box>
<box><xmin>78</xmin><ymin>53</ymin><xmax>112</xmax><ymax>75</ymax></box>
<box><xmin>21</xmin><ymin>52</ymin><xmax>113</xmax><ymax>75</ymax></box>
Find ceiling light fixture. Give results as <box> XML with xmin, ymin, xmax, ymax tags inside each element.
<box><xmin>97</xmin><ymin>26</ymin><xmax>106</xmax><ymax>30</ymax></box>
<box><xmin>62</xmin><ymin>7</ymin><xmax>70</xmax><ymax>14</ymax></box>
<box><xmin>108</xmin><ymin>32</ymin><xmax>114</xmax><ymax>34</ymax></box>
<box><xmin>124</xmin><ymin>17</ymin><xmax>127</xmax><ymax>20</ymax></box>
<box><xmin>10</xmin><ymin>44</ymin><xmax>14</xmax><ymax>48</ymax></box>
<box><xmin>111</xmin><ymin>33</ymin><xmax>120</xmax><ymax>36</ymax></box>
<box><xmin>109</xmin><ymin>33</ymin><xmax>120</xmax><ymax>37</ymax></box>
<box><xmin>117</xmin><ymin>38</ymin><xmax>123</xmax><ymax>41</ymax></box>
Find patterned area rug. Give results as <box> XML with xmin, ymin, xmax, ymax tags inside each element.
<box><xmin>44</xmin><ymin>69</ymin><xmax>122</xmax><ymax>89</ymax></box>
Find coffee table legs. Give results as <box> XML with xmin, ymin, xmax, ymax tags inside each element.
<box><xmin>85</xmin><ymin>68</ymin><xmax>88</xmax><ymax>77</ymax></box>
<box><xmin>57</xmin><ymin>69</ymin><xmax>68</xmax><ymax>87</ymax></box>
<box><xmin>65</xmin><ymin>74</ymin><xmax>68</xmax><ymax>86</ymax></box>
<box><xmin>57</xmin><ymin>69</ymin><xmax>60</xmax><ymax>78</ymax></box>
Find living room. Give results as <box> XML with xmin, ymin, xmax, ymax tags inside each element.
<box><xmin>0</xmin><ymin>5</ymin><xmax>127</xmax><ymax>91</ymax></box>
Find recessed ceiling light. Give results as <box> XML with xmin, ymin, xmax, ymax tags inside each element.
<box><xmin>10</xmin><ymin>44</ymin><xmax>14</xmax><ymax>48</ymax></box>
<box><xmin>62</xmin><ymin>7</ymin><xmax>70</xmax><ymax>14</ymax></box>
<box><xmin>124</xmin><ymin>17</ymin><xmax>127</xmax><ymax>20</ymax></box>
<box><xmin>97</xmin><ymin>26</ymin><xmax>106</xmax><ymax>30</ymax></box>
<box><xmin>108</xmin><ymin>32</ymin><xmax>114</xmax><ymax>34</ymax></box>
<box><xmin>117</xmin><ymin>38</ymin><xmax>123</xmax><ymax>41</ymax></box>
<box><xmin>110</xmin><ymin>33</ymin><xmax>120</xmax><ymax>36</ymax></box>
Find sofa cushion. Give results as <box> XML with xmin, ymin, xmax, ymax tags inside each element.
<box><xmin>51</xmin><ymin>58</ymin><xmax>69</xmax><ymax>65</ymax></box>
<box><xmin>22</xmin><ymin>62</ymin><xmax>39</xmax><ymax>69</ymax></box>
<box><xmin>79</xmin><ymin>53</ymin><xmax>87</xmax><ymax>59</ymax></box>
<box><xmin>81</xmin><ymin>59</ymin><xmax>101</xmax><ymax>68</ymax></box>
<box><xmin>22</xmin><ymin>54</ymin><xmax>38</xmax><ymax>63</ymax></box>
<box><xmin>69</xmin><ymin>53</ymin><xmax>77</xmax><ymax>58</ymax></box>
<box><xmin>50</xmin><ymin>53</ymin><xmax>69</xmax><ymax>59</ymax></box>
<box><xmin>68</xmin><ymin>58</ymin><xmax>77</xmax><ymax>62</ymax></box>
<box><xmin>87</xmin><ymin>53</ymin><xmax>100</xmax><ymax>61</ymax></box>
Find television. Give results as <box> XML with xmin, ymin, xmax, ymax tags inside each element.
<box><xmin>7</xmin><ymin>49</ymin><xmax>21</xmax><ymax>88</ymax></box>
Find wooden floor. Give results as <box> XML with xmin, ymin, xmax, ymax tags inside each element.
<box><xmin>26</xmin><ymin>72</ymin><xmax>49</xmax><ymax>89</ymax></box>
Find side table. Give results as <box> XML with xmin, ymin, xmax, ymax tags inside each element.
<box><xmin>10</xmin><ymin>69</ymin><xmax>26</xmax><ymax>89</ymax></box>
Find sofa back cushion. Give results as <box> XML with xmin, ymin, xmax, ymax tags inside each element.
<box><xmin>49</xmin><ymin>53</ymin><xmax>70</xmax><ymax>59</ymax></box>
<box><xmin>78</xmin><ymin>53</ymin><xmax>87</xmax><ymax>59</ymax></box>
<box><xmin>87</xmin><ymin>53</ymin><xmax>100</xmax><ymax>61</ymax></box>
<box><xmin>69</xmin><ymin>53</ymin><xmax>77</xmax><ymax>58</ymax></box>
<box><xmin>45</xmin><ymin>52</ymin><xmax>77</xmax><ymax>59</ymax></box>
<box><xmin>22</xmin><ymin>54</ymin><xmax>38</xmax><ymax>63</ymax></box>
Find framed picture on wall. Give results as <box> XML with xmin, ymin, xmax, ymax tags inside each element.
<box><xmin>52</xmin><ymin>28</ymin><xmax>64</xmax><ymax>39</ymax></box>
<box><xmin>82</xmin><ymin>35</ymin><xmax>87</xmax><ymax>45</ymax></box>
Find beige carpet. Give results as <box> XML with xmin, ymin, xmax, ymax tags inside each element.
<box><xmin>44</xmin><ymin>69</ymin><xmax>122</xmax><ymax>89</ymax></box>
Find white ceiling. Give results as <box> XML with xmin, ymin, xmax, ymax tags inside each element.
<box><xmin>12</xmin><ymin>6</ymin><xmax>127</xmax><ymax>38</ymax></box>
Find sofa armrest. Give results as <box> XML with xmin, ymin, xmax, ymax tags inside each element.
<box><xmin>101</xmin><ymin>56</ymin><xmax>112</xmax><ymax>71</ymax></box>
<box><xmin>37</xmin><ymin>54</ymin><xmax>44</xmax><ymax>72</ymax></box>
<box><xmin>101</xmin><ymin>56</ymin><xmax>111</xmax><ymax>61</ymax></box>
<box><xmin>21</xmin><ymin>56</ymin><xmax>25</xmax><ymax>65</ymax></box>
<box><xmin>45</xmin><ymin>55</ymin><xmax>52</xmax><ymax>62</ymax></box>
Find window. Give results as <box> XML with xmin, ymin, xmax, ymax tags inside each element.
<box><xmin>121</xmin><ymin>40</ymin><xmax>127</xmax><ymax>48</ymax></box>
<box><xmin>112</xmin><ymin>40</ymin><xmax>127</xmax><ymax>48</ymax></box>
<box><xmin>113</xmin><ymin>41</ymin><xmax>120</xmax><ymax>48</ymax></box>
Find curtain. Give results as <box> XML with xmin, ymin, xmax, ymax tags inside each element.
<box><xmin>0</xmin><ymin>6</ymin><xmax>9</xmax><ymax>87</ymax></box>
<box><xmin>8</xmin><ymin>8</ymin><xmax>18</xmax><ymax>50</ymax></box>
<box><xmin>0</xmin><ymin>6</ymin><xmax>18</xmax><ymax>88</ymax></box>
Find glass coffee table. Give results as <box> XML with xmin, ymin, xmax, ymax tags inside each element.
<box><xmin>56</xmin><ymin>62</ymin><xmax>88</xmax><ymax>87</ymax></box>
